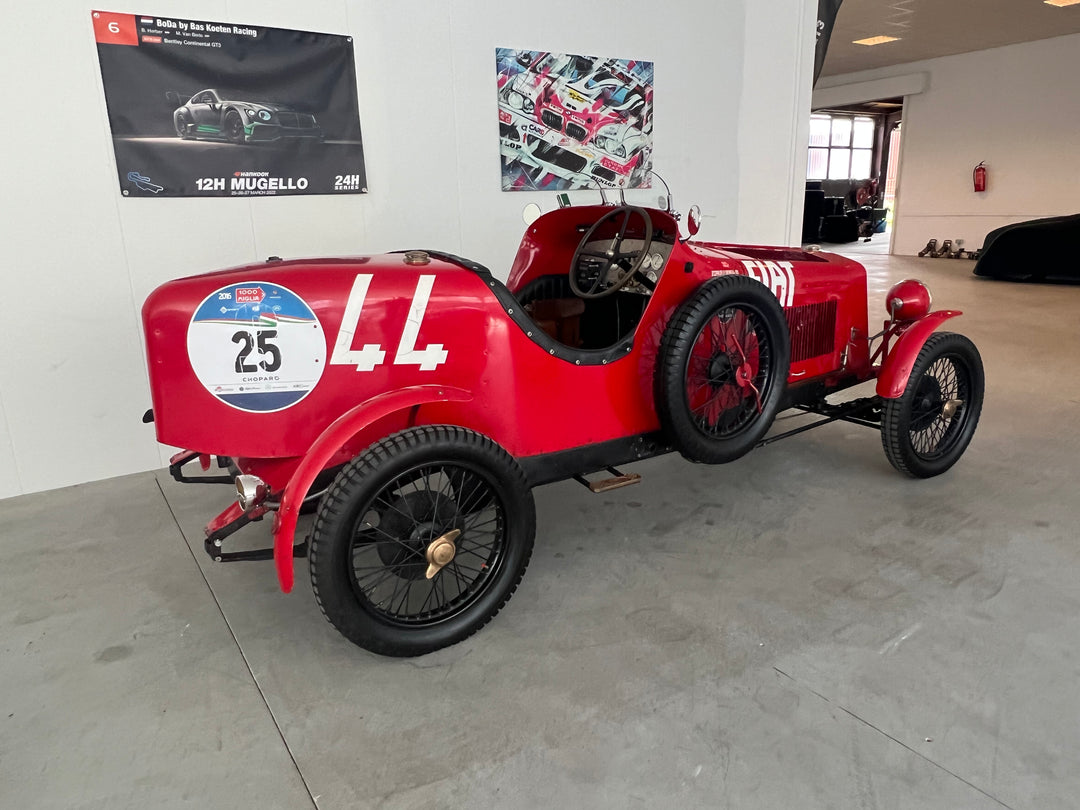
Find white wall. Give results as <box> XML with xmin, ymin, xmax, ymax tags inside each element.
<box><xmin>817</xmin><ymin>33</ymin><xmax>1080</xmax><ymax>256</ymax></box>
<box><xmin>738</xmin><ymin>0</ymin><xmax>817</xmax><ymax>246</ymax></box>
<box><xmin>0</xmin><ymin>0</ymin><xmax>814</xmax><ymax>498</ymax></box>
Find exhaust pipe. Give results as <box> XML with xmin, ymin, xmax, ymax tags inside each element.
<box><xmin>235</xmin><ymin>475</ymin><xmax>269</xmax><ymax>512</ymax></box>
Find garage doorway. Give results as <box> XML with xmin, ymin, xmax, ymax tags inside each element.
<box><xmin>802</xmin><ymin>97</ymin><xmax>904</xmax><ymax>256</ymax></box>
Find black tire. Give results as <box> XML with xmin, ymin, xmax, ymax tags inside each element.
<box><xmin>309</xmin><ymin>426</ymin><xmax>535</xmax><ymax>657</ymax></box>
<box><xmin>656</xmin><ymin>275</ymin><xmax>790</xmax><ymax>464</ymax></box>
<box><xmin>881</xmin><ymin>332</ymin><xmax>984</xmax><ymax>478</ymax></box>
<box><xmin>298</xmin><ymin>466</ymin><xmax>341</xmax><ymax>515</ymax></box>
<box><xmin>224</xmin><ymin>110</ymin><xmax>245</xmax><ymax>144</ymax></box>
<box><xmin>175</xmin><ymin>113</ymin><xmax>192</xmax><ymax>139</ymax></box>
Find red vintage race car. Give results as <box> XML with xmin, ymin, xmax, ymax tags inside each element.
<box><xmin>142</xmin><ymin>195</ymin><xmax>984</xmax><ymax>656</ymax></box>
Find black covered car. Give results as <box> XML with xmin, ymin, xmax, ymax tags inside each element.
<box><xmin>974</xmin><ymin>214</ymin><xmax>1080</xmax><ymax>282</ymax></box>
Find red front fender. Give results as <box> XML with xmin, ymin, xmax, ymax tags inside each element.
<box><xmin>271</xmin><ymin>384</ymin><xmax>473</xmax><ymax>592</ymax></box>
<box><xmin>876</xmin><ymin>311</ymin><xmax>962</xmax><ymax>399</ymax></box>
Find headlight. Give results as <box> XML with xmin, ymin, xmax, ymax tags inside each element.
<box><xmin>594</xmin><ymin>135</ymin><xmax>608</xmax><ymax>150</ymax></box>
<box><xmin>614</xmin><ymin>144</ymin><xmax>626</xmax><ymax>158</ymax></box>
<box><xmin>235</xmin><ymin>475</ymin><xmax>268</xmax><ymax>512</ymax></box>
<box><xmin>522</xmin><ymin>97</ymin><xmax>534</xmax><ymax>114</ymax></box>
<box><xmin>257</xmin><ymin>110</ymin><xmax>272</xmax><ymax>122</ymax></box>
<box><xmin>245</xmin><ymin>108</ymin><xmax>257</xmax><ymax>119</ymax></box>
<box><xmin>886</xmin><ymin>279</ymin><xmax>932</xmax><ymax>321</ymax></box>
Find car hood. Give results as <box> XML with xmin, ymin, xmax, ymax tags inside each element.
<box><xmin>220</xmin><ymin>100</ymin><xmax>299</xmax><ymax>113</ymax></box>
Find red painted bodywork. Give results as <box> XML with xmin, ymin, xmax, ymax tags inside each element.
<box><xmin>875</xmin><ymin>311</ymin><xmax>962</xmax><ymax>398</ymax></box>
<box><xmin>270</xmin><ymin>385</ymin><xmax>472</xmax><ymax>592</ymax></box>
<box><xmin>142</xmin><ymin>203</ymin><xmax>960</xmax><ymax>591</ymax></box>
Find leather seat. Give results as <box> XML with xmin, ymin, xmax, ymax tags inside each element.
<box><xmin>525</xmin><ymin>298</ymin><xmax>586</xmax><ymax>347</ymax></box>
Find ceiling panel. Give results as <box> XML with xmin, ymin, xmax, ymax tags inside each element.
<box><xmin>822</xmin><ymin>0</ymin><xmax>1080</xmax><ymax>77</ymax></box>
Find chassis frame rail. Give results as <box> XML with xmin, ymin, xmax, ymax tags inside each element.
<box><xmin>756</xmin><ymin>396</ymin><xmax>882</xmax><ymax>448</ymax></box>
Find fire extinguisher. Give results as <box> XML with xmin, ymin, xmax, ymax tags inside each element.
<box><xmin>973</xmin><ymin>162</ymin><xmax>987</xmax><ymax>193</ymax></box>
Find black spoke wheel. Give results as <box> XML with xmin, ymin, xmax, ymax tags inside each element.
<box><xmin>224</xmin><ymin>110</ymin><xmax>245</xmax><ymax>144</ymax></box>
<box><xmin>881</xmin><ymin>332</ymin><xmax>984</xmax><ymax>478</ymax></box>
<box><xmin>310</xmin><ymin>426</ymin><xmax>535</xmax><ymax>657</ymax></box>
<box><xmin>656</xmin><ymin>275</ymin><xmax>790</xmax><ymax>464</ymax></box>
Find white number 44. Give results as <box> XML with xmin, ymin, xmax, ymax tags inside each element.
<box><xmin>330</xmin><ymin>274</ymin><xmax>448</xmax><ymax>372</ymax></box>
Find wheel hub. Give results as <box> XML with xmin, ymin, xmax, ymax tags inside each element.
<box><xmin>375</xmin><ymin>491</ymin><xmax>458</xmax><ymax>580</ymax></box>
<box><xmin>424</xmin><ymin>529</ymin><xmax>461</xmax><ymax>579</ymax></box>
<box><xmin>912</xmin><ymin>376</ymin><xmax>944</xmax><ymax>423</ymax></box>
<box><xmin>707</xmin><ymin>352</ymin><xmax>732</xmax><ymax>386</ymax></box>
<box><xmin>735</xmin><ymin>362</ymin><xmax>754</xmax><ymax>389</ymax></box>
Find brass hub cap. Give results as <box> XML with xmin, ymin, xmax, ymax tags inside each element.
<box><xmin>425</xmin><ymin>529</ymin><xmax>461</xmax><ymax>580</ymax></box>
<box><xmin>942</xmin><ymin>398</ymin><xmax>963</xmax><ymax>419</ymax></box>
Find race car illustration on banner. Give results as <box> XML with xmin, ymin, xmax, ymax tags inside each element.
<box><xmin>91</xmin><ymin>10</ymin><xmax>365</xmax><ymax>197</ymax></box>
<box><xmin>496</xmin><ymin>48</ymin><xmax>653</xmax><ymax>192</ymax></box>
<box><xmin>168</xmin><ymin>89</ymin><xmax>325</xmax><ymax>144</ymax></box>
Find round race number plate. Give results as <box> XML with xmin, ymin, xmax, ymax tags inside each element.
<box><xmin>187</xmin><ymin>281</ymin><xmax>326</xmax><ymax>413</ymax></box>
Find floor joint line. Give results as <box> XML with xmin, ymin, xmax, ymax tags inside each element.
<box><xmin>836</xmin><ymin>706</ymin><xmax>1013</xmax><ymax>809</ymax></box>
<box><xmin>156</xmin><ymin>477</ymin><xmax>320</xmax><ymax>810</ymax></box>
<box><xmin>775</xmin><ymin>667</ymin><xmax>1013</xmax><ymax>809</ymax></box>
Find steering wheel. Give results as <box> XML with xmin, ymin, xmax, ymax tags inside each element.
<box><xmin>569</xmin><ymin>206</ymin><xmax>655</xmax><ymax>299</ymax></box>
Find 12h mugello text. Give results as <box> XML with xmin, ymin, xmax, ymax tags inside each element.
<box><xmin>195</xmin><ymin>173</ymin><xmax>311</xmax><ymax>195</ymax></box>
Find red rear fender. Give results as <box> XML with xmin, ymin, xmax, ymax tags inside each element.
<box><xmin>876</xmin><ymin>311</ymin><xmax>962</xmax><ymax>398</ymax></box>
<box><xmin>271</xmin><ymin>384</ymin><xmax>473</xmax><ymax>593</ymax></box>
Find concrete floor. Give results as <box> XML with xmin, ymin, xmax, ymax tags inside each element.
<box><xmin>819</xmin><ymin>236</ymin><xmax>892</xmax><ymax>256</ymax></box>
<box><xmin>3</xmin><ymin>254</ymin><xmax>1079</xmax><ymax>809</ymax></box>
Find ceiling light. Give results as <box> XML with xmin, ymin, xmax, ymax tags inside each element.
<box><xmin>853</xmin><ymin>35</ymin><xmax>901</xmax><ymax>46</ymax></box>
<box><xmin>1045</xmin><ymin>0</ymin><xmax>1080</xmax><ymax>6</ymax></box>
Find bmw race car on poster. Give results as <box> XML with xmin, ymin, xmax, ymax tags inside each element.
<box><xmin>499</xmin><ymin>104</ymin><xmax>652</xmax><ymax>191</ymax></box>
<box><xmin>142</xmin><ymin>186</ymin><xmax>985</xmax><ymax>657</ymax></box>
<box><xmin>536</xmin><ymin>59</ymin><xmax>652</xmax><ymax>150</ymax></box>
<box><xmin>497</xmin><ymin>49</ymin><xmax>653</xmax><ymax>191</ymax></box>
<box><xmin>168</xmin><ymin>89</ymin><xmax>324</xmax><ymax>144</ymax></box>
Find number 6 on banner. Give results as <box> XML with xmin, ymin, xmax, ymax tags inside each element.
<box><xmin>330</xmin><ymin>274</ymin><xmax>448</xmax><ymax>372</ymax></box>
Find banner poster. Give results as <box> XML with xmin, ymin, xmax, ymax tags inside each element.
<box><xmin>91</xmin><ymin>10</ymin><xmax>366</xmax><ymax>197</ymax></box>
<box><xmin>496</xmin><ymin>48</ymin><xmax>653</xmax><ymax>192</ymax></box>
<box><xmin>815</xmin><ymin>0</ymin><xmax>844</xmax><ymax>84</ymax></box>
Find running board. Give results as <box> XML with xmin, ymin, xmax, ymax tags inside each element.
<box><xmin>573</xmin><ymin>467</ymin><xmax>642</xmax><ymax>493</ymax></box>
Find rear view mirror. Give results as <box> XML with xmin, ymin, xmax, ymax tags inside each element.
<box><xmin>165</xmin><ymin>91</ymin><xmax>182</xmax><ymax>107</ymax></box>
<box><xmin>687</xmin><ymin>205</ymin><xmax>701</xmax><ymax>237</ymax></box>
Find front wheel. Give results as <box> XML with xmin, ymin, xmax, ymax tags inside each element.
<box><xmin>309</xmin><ymin>426</ymin><xmax>535</xmax><ymax>657</ymax></box>
<box><xmin>224</xmin><ymin>110</ymin><xmax>246</xmax><ymax>144</ymax></box>
<box><xmin>175</xmin><ymin>113</ymin><xmax>192</xmax><ymax>139</ymax></box>
<box><xmin>881</xmin><ymin>332</ymin><xmax>984</xmax><ymax>478</ymax></box>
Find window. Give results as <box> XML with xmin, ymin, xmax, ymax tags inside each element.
<box><xmin>807</xmin><ymin>114</ymin><xmax>875</xmax><ymax>180</ymax></box>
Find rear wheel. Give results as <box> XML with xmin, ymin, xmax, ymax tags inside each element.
<box><xmin>881</xmin><ymin>332</ymin><xmax>984</xmax><ymax>477</ymax></box>
<box><xmin>309</xmin><ymin>426</ymin><xmax>535</xmax><ymax>657</ymax></box>
<box><xmin>656</xmin><ymin>275</ymin><xmax>790</xmax><ymax>463</ymax></box>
